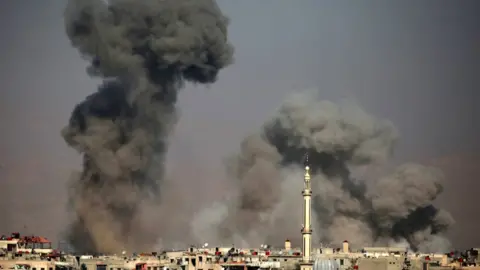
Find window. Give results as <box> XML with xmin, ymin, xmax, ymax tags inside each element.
<box><xmin>340</xmin><ymin>259</ymin><xmax>344</xmax><ymax>266</ymax></box>
<box><xmin>33</xmin><ymin>268</ymin><xmax>37</xmax><ymax>270</ymax></box>
<box><xmin>41</xmin><ymin>268</ymin><xmax>45</xmax><ymax>270</ymax></box>
<box><xmin>40</xmin><ymin>243</ymin><xmax>52</xmax><ymax>249</ymax></box>
<box><xmin>148</xmin><ymin>267</ymin><xmax>151</xmax><ymax>270</ymax></box>
<box><xmin>199</xmin><ymin>256</ymin><xmax>203</xmax><ymax>262</ymax></box>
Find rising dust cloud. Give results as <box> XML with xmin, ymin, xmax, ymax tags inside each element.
<box><xmin>62</xmin><ymin>0</ymin><xmax>233</xmax><ymax>253</ymax></box>
<box><xmin>194</xmin><ymin>92</ymin><xmax>454</xmax><ymax>253</ymax></box>
<box><xmin>62</xmin><ymin>0</ymin><xmax>453</xmax><ymax>254</ymax></box>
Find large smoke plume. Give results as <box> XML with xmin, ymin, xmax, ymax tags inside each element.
<box><xmin>195</xmin><ymin>91</ymin><xmax>453</xmax><ymax>253</ymax></box>
<box><xmin>62</xmin><ymin>0</ymin><xmax>233</xmax><ymax>253</ymax></box>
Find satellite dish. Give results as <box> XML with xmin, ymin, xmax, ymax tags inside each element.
<box><xmin>204</xmin><ymin>243</ymin><xmax>209</xmax><ymax>247</ymax></box>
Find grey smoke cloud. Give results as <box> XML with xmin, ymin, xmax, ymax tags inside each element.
<box><xmin>369</xmin><ymin>164</ymin><xmax>445</xmax><ymax>228</ymax></box>
<box><xmin>62</xmin><ymin>0</ymin><xmax>233</xmax><ymax>253</ymax></box>
<box><xmin>1</xmin><ymin>0</ymin><xmax>477</xmax><ymax>252</ymax></box>
<box><xmin>196</xmin><ymin>91</ymin><xmax>453</xmax><ymax>252</ymax></box>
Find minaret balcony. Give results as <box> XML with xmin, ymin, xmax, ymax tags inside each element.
<box><xmin>302</xmin><ymin>190</ymin><xmax>311</xmax><ymax>195</ymax></box>
<box><xmin>301</xmin><ymin>228</ymin><xmax>313</xmax><ymax>233</ymax></box>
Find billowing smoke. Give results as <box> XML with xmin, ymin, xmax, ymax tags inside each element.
<box><xmin>196</xmin><ymin>91</ymin><xmax>453</xmax><ymax>252</ymax></box>
<box><xmin>62</xmin><ymin>0</ymin><xmax>233</xmax><ymax>253</ymax></box>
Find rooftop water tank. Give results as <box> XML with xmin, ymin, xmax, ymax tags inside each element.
<box><xmin>314</xmin><ymin>259</ymin><xmax>339</xmax><ymax>270</ymax></box>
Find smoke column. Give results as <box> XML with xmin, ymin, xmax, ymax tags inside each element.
<box><xmin>199</xmin><ymin>91</ymin><xmax>453</xmax><ymax>252</ymax></box>
<box><xmin>62</xmin><ymin>0</ymin><xmax>233</xmax><ymax>253</ymax></box>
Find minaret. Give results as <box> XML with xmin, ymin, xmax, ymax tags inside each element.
<box><xmin>300</xmin><ymin>159</ymin><xmax>314</xmax><ymax>270</ymax></box>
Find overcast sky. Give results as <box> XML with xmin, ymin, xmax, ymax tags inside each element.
<box><xmin>1</xmin><ymin>0</ymin><xmax>479</xmax><ymax>248</ymax></box>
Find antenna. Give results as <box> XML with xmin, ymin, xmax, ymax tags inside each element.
<box><xmin>303</xmin><ymin>152</ymin><xmax>310</xmax><ymax>169</ymax></box>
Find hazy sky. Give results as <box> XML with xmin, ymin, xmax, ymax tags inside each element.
<box><xmin>1</xmin><ymin>0</ymin><xmax>479</xmax><ymax>248</ymax></box>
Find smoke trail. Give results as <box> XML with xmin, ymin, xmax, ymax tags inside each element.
<box><xmin>62</xmin><ymin>0</ymin><xmax>233</xmax><ymax>253</ymax></box>
<box><xmin>199</xmin><ymin>91</ymin><xmax>453</xmax><ymax>252</ymax></box>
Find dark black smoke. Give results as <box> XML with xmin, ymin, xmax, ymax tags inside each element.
<box><xmin>62</xmin><ymin>0</ymin><xmax>233</xmax><ymax>253</ymax></box>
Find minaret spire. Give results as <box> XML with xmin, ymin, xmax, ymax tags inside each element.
<box><xmin>304</xmin><ymin>154</ymin><xmax>311</xmax><ymax>190</ymax></box>
<box><xmin>300</xmin><ymin>154</ymin><xmax>313</xmax><ymax>270</ymax></box>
